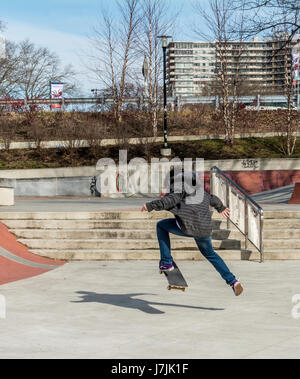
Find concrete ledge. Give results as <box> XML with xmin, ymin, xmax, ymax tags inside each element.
<box><xmin>1</xmin><ymin>131</ymin><xmax>299</xmax><ymax>151</ymax></box>
<box><xmin>1</xmin><ymin>159</ymin><xmax>300</xmax><ymax>181</ymax></box>
<box><xmin>1</xmin><ymin>159</ymin><xmax>300</xmax><ymax>198</ymax></box>
<box><xmin>0</xmin><ymin>178</ymin><xmax>16</xmax><ymax>188</ymax></box>
<box><xmin>0</xmin><ymin>167</ymin><xmax>98</xmax><ymax>180</ymax></box>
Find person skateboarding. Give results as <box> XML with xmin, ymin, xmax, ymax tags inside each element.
<box><xmin>141</xmin><ymin>169</ymin><xmax>243</xmax><ymax>297</ymax></box>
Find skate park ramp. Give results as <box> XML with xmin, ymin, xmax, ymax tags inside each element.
<box><xmin>288</xmin><ymin>183</ymin><xmax>300</xmax><ymax>204</ymax></box>
<box><xmin>251</xmin><ymin>184</ymin><xmax>296</xmax><ymax>204</ymax></box>
<box><xmin>0</xmin><ymin>222</ymin><xmax>65</xmax><ymax>285</ymax></box>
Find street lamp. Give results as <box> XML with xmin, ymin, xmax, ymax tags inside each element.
<box><xmin>157</xmin><ymin>35</ymin><xmax>172</xmax><ymax>157</ymax></box>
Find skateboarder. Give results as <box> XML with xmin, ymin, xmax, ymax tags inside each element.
<box><xmin>141</xmin><ymin>169</ymin><xmax>243</xmax><ymax>297</ymax></box>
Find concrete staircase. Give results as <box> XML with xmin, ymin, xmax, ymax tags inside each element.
<box><xmin>262</xmin><ymin>210</ymin><xmax>300</xmax><ymax>260</ymax></box>
<box><xmin>1</xmin><ymin>209</ymin><xmax>300</xmax><ymax>261</ymax></box>
<box><xmin>0</xmin><ymin>210</ymin><xmax>250</xmax><ymax>261</ymax></box>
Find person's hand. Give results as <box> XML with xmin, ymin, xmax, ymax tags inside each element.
<box><xmin>160</xmin><ymin>188</ymin><xmax>167</xmax><ymax>198</ymax></box>
<box><xmin>141</xmin><ymin>204</ymin><xmax>148</xmax><ymax>212</ymax></box>
<box><xmin>221</xmin><ymin>208</ymin><xmax>230</xmax><ymax>218</ymax></box>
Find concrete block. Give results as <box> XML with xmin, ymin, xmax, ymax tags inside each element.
<box><xmin>0</xmin><ymin>188</ymin><xmax>14</xmax><ymax>206</ymax></box>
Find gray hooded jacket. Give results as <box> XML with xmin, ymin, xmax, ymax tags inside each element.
<box><xmin>146</xmin><ymin>172</ymin><xmax>226</xmax><ymax>238</ymax></box>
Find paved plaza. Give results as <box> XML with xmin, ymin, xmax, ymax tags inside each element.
<box><xmin>0</xmin><ymin>260</ymin><xmax>300</xmax><ymax>359</ymax></box>
<box><xmin>1</xmin><ymin>195</ymin><xmax>300</xmax><ymax>213</ymax></box>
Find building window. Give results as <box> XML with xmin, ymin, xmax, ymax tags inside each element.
<box><xmin>174</xmin><ymin>50</ymin><xmax>193</xmax><ymax>55</ymax></box>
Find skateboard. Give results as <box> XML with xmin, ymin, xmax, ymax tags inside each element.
<box><xmin>160</xmin><ymin>261</ymin><xmax>188</xmax><ymax>292</ymax></box>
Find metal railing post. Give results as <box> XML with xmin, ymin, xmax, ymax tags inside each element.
<box><xmin>260</xmin><ymin>212</ymin><xmax>265</xmax><ymax>263</ymax></box>
<box><xmin>244</xmin><ymin>198</ymin><xmax>248</xmax><ymax>250</ymax></box>
<box><xmin>226</xmin><ymin>181</ymin><xmax>230</xmax><ymax>230</ymax></box>
<box><xmin>210</xmin><ymin>168</ymin><xmax>214</xmax><ymax>195</ymax></box>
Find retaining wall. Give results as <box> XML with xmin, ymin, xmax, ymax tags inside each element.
<box><xmin>1</xmin><ymin>158</ymin><xmax>300</xmax><ymax>197</ymax></box>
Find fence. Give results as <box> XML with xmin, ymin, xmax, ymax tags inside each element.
<box><xmin>0</xmin><ymin>94</ymin><xmax>297</xmax><ymax>112</ymax></box>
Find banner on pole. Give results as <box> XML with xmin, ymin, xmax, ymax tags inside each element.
<box><xmin>50</xmin><ymin>82</ymin><xmax>64</xmax><ymax>109</ymax></box>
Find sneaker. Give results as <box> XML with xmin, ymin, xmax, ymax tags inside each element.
<box><xmin>231</xmin><ymin>279</ymin><xmax>243</xmax><ymax>297</ymax></box>
<box><xmin>159</xmin><ymin>263</ymin><xmax>174</xmax><ymax>272</ymax></box>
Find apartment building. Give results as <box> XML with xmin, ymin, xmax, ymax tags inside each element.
<box><xmin>167</xmin><ymin>41</ymin><xmax>216</xmax><ymax>98</ymax></box>
<box><xmin>167</xmin><ymin>37</ymin><xmax>293</xmax><ymax>98</ymax></box>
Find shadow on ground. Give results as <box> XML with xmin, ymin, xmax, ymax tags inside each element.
<box><xmin>71</xmin><ymin>291</ymin><xmax>225</xmax><ymax>314</ymax></box>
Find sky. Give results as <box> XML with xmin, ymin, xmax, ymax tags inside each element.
<box><xmin>0</xmin><ymin>0</ymin><xmax>203</xmax><ymax>96</ymax></box>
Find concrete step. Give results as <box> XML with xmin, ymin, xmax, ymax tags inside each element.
<box><xmin>11</xmin><ymin>228</ymin><xmax>242</xmax><ymax>241</ymax></box>
<box><xmin>29</xmin><ymin>248</ymin><xmax>253</xmax><ymax>261</ymax></box>
<box><xmin>263</xmin><ymin>210</ymin><xmax>300</xmax><ymax>219</ymax></box>
<box><xmin>264</xmin><ymin>219</ymin><xmax>300</xmax><ymax>230</ymax></box>
<box><xmin>18</xmin><ymin>238</ymin><xmax>241</xmax><ymax>250</ymax></box>
<box><xmin>262</xmin><ymin>249</ymin><xmax>300</xmax><ymax>260</ymax></box>
<box><xmin>0</xmin><ymin>211</ymin><xmax>173</xmax><ymax>220</ymax></box>
<box><xmin>264</xmin><ymin>229</ymin><xmax>300</xmax><ymax>239</ymax></box>
<box><xmin>26</xmin><ymin>247</ymin><xmax>300</xmax><ymax>261</ymax></box>
<box><xmin>2</xmin><ymin>218</ymin><xmax>228</xmax><ymax>230</ymax></box>
<box><xmin>2</xmin><ymin>210</ymin><xmax>300</xmax><ymax>221</ymax></box>
<box><xmin>214</xmin><ymin>209</ymin><xmax>300</xmax><ymax>220</ymax></box>
<box><xmin>263</xmin><ymin>239</ymin><xmax>300</xmax><ymax>249</ymax></box>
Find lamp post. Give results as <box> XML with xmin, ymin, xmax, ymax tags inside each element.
<box><xmin>157</xmin><ymin>35</ymin><xmax>172</xmax><ymax>157</ymax></box>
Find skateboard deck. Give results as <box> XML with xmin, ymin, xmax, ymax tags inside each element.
<box><xmin>160</xmin><ymin>261</ymin><xmax>188</xmax><ymax>292</ymax></box>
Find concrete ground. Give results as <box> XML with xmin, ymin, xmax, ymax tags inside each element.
<box><xmin>0</xmin><ymin>196</ymin><xmax>299</xmax><ymax>213</ymax></box>
<box><xmin>0</xmin><ymin>197</ymin><xmax>156</xmax><ymax>212</ymax></box>
<box><xmin>0</xmin><ymin>260</ymin><xmax>300</xmax><ymax>359</ymax></box>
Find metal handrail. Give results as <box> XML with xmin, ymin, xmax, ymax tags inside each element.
<box><xmin>211</xmin><ymin>166</ymin><xmax>264</xmax><ymax>263</ymax></box>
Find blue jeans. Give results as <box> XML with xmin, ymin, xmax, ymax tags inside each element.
<box><xmin>157</xmin><ymin>218</ymin><xmax>236</xmax><ymax>286</ymax></box>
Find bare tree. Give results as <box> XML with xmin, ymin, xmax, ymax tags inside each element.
<box><xmin>136</xmin><ymin>0</ymin><xmax>177</xmax><ymax>137</ymax></box>
<box><xmin>0</xmin><ymin>40</ymin><xmax>21</xmax><ymax>98</ymax></box>
<box><xmin>0</xmin><ymin>116</ymin><xmax>19</xmax><ymax>151</ymax></box>
<box><xmin>233</xmin><ymin>0</ymin><xmax>300</xmax><ymax>154</ymax></box>
<box><xmin>13</xmin><ymin>39</ymin><xmax>77</xmax><ymax>101</ymax></box>
<box><xmin>56</xmin><ymin>114</ymin><xmax>85</xmax><ymax>164</ymax></box>
<box><xmin>282</xmin><ymin>40</ymin><xmax>296</xmax><ymax>155</ymax></box>
<box><xmin>233</xmin><ymin>1</ymin><xmax>300</xmax><ymax>42</ymax></box>
<box><xmin>194</xmin><ymin>0</ymin><xmax>247</xmax><ymax>145</ymax></box>
<box><xmin>118</xmin><ymin>0</ymin><xmax>142</xmax><ymax>118</ymax></box>
<box><xmin>88</xmin><ymin>0</ymin><xmax>141</xmax><ymax>122</ymax></box>
<box><xmin>272</xmin><ymin>28</ymin><xmax>299</xmax><ymax>155</ymax></box>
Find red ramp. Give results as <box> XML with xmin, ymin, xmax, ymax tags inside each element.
<box><xmin>289</xmin><ymin>183</ymin><xmax>300</xmax><ymax>204</ymax></box>
<box><xmin>0</xmin><ymin>222</ymin><xmax>66</xmax><ymax>286</ymax></box>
